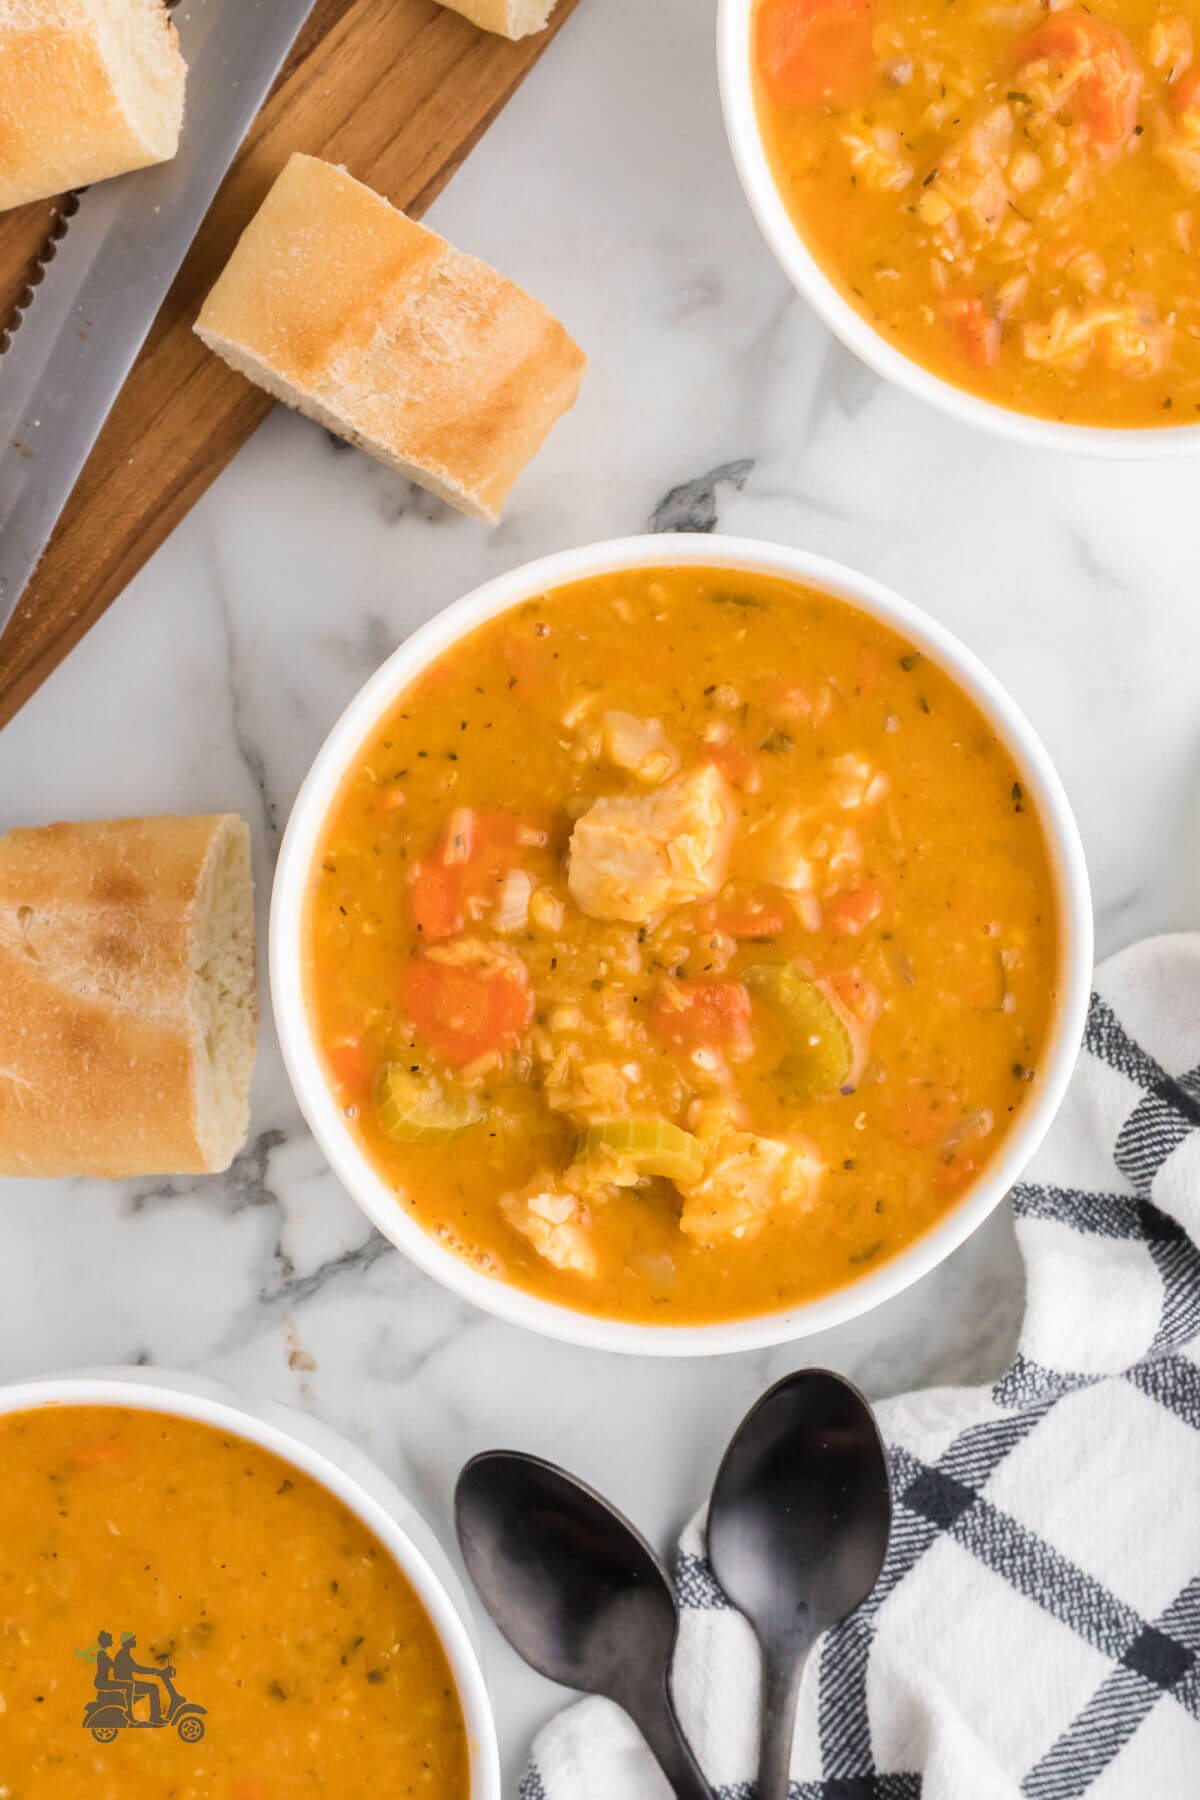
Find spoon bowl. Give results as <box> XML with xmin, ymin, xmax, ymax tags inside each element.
<box><xmin>456</xmin><ymin>1452</ymin><xmax>712</xmax><ymax>1799</ymax></box>
<box><xmin>707</xmin><ymin>1370</ymin><xmax>892</xmax><ymax>1800</ymax></box>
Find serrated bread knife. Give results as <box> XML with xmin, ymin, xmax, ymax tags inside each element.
<box><xmin>0</xmin><ymin>0</ymin><xmax>318</xmax><ymax>636</ymax></box>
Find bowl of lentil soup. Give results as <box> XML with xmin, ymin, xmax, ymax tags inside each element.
<box><xmin>272</xmin><ymin>537</ymin><xmax>1092</xmax><ymax>1355</ymax></box>
<box><xmin>0</xmin><ymin>1368</ymin><xmax>499</xmax><ymax>1799</ymax></box>
<box><xmin>719</xmin><ymin>0</ymin><xmax>1200</xmax><ymax>450</ymax></box>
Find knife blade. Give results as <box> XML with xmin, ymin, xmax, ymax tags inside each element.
<box><xmin>0</xmin><ymin>0</ymin><xmax>318</xmax><ymax>635</ymax></box>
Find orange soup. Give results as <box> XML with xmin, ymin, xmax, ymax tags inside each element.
<box><xmin>306</xmin><ymin>566</ymin><xmax>1061</xmax><ymax>1326</ymax></box>
<box><xmin>753</xmin><ymin>0</ymin><xmax>1200</xmax><ymax>425</ymax></box>
<box><xmin>0</xmin><ymin>1404</ymin><xmax>469</xmax><ymax>1799</ymax></box>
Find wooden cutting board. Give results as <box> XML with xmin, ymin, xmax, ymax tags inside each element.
<box><xmin>0</xmin><ymin>0</ymin><xmax>584</xmax><ymax>730</ymax></box>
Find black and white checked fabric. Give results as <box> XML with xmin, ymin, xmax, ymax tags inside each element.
<box><xmin>523</xmin><ymin>936</ymin><xmax>1200</xmax><ymax>1799</ymax></box>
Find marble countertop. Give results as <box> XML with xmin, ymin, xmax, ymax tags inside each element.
<box><xmin>2</xmin><ymin>0</ymin><xmax>1199</xmax><ymax>1784</ymax></box>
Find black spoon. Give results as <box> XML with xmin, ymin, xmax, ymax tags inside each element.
<box><xmin>707</xmin><ymin>1370</ymin><xmax>892</xmax><ymax>1800</ymax></box>
<box><xmin>456</xmin><ymin>1451</ymin><xmax>713</xmax><ymax>1800</ymax></box>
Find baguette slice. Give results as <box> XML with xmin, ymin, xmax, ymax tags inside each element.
<box><xmin>436</xmin><ymin>0</ymin><xmax>559</xmax><ymax>37</ymax></box>
<box><xmin>195</xmin><ymin>154</ymin><xmax>586</xmax><ymax>525</ymax></box>
<box><xmin>0</xmin><ymin>0</ymin><xmax>186</xmax><ymax>213</ymax></box>
<box><xmin>0</xmin><ymin>814</ymin><xmax>257</xmax><ymax>1179</ymax></box>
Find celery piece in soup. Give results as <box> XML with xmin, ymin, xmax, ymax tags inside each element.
<box><xmin>744</xmin><ymin>964</ymin><xmax>852</xmax><ymax>1099</ymax></box>
<box><xmin>578</xmin><ymin>1120</ymin><xmax>707</xmax><ymax>1186</ymax></box>
<box><xmin>375</xmin><ymin>1065</ymin><xmax>482</xmax><ymax>1144</ymax></box>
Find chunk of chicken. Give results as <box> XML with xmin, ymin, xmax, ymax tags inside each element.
<box><xmin>750</xmin><ymin>808</ymin><xmax>815</xmax><ymax>895</ymax></box>
<box><xmin>424</xmin><ymin>934</ymin><xmax>530</xmax><ymax>980</ymax></box>
<box><xmin>1149</xmin><ymin>13</ymin><xmax>1193</xmax><ymax>76</ymax></box>
<box><xmin>1022</xmin><ymin>300</ymin><xmax>1172</xmax><ymax>376</ymax></box>
<box><xmin>811</xmin><ymin>822</ymin><xmax>864</xmax><ymax>886</ymax></box>
<box><xmin>501</xmin><ymin>1182</ymin><xmax>598</xmax><ymax>1278</ymax></box>
<box><xmin>677</xmin><ymin>1129</ymin><xmax>823</xmax><ymax>1247</ymax></box>
<box><xmin>492</xmin><ymin>870</ymin><xmax>533</xmax><ymax>934</ymax></box>
<box><xmin>829</xmin><ymin>753</ymin><xmax>891</xmax><ymax>811</ymax></box>
<box><xmin>841</xmin><ymin>123</ymin><xmax>914</xmax><ymax>193</ymax></box>
<box><xmin>1157</xmin><ymin>69</ymin><xmax>1200</xmax><ymax>189</ymax></box>
<box><xmin>1157</xmin><ymin>120</ymin><xmax>1200</xmax><ymax>188</ymax></box>
<box><xmin>600</xmin><ymin>711</ymin><xmax>680</xmax><ymax>784</ymax></box>
<box><xmin>931</xmin><ymin>104</ymin><xmax>1015</xmax><ymax>239</ymax></box>
<box><xmin>567</xmin><ymin>765</ymin><xmax>736</xmax><ymax>925</ymax></box>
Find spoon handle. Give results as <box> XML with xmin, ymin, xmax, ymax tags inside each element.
<box><xmin>759</xmin><ymin>1652</ymin><xmax>806</xmax><ymax>1800</ymax></box>
<box><xmin>630</xmin><ymin>1673</ymin><xmax>714</xmax><ymax>1800</ymax></box>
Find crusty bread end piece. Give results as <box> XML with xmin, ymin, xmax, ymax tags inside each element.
<box><xmin>194</xmin><ymin>154</ymin><xmax>586</xmax><ymax>524</ymax></box>
<box><xmin>0</xmin><ymin>815</ymin><xmax>257</xmax><ymax>1179</ymax></box>
<box><xmin>436</xmin><ymin>0</ymin><xmax>559</xmax><ymax>38</ymax></box>
<box><xmin>0</xmin><ymin>0</ymin><xmax>186</xmax><ymax>213</ymax></box>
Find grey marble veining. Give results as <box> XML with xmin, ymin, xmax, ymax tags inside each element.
<box><xmin>1</xmin><ymin>0</ymin><xmax>1197</xmax><ymax>1783</ymax></box>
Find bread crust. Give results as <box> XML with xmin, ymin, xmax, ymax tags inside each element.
<box><xmin>436</xmin><ymin>0</ymin><xmax>558</xmax><ymax>37</ymax></box>
<box><xmin>0</xmin><ymin>815</ymin><xmax>256</xmax><ymax>1179</ymax></box>
<box><xmin>0</xmin><ymin>0</ymin><xmax>186</xmax><ymax>212</ymax></box>
<box><xmin>195</xmin><ymin>154</ymin><xmax>586</xmax><ymax>524</ymax></box>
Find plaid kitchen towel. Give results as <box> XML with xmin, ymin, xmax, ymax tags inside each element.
<box><xmin>523</xmin><ymin>935</ymin><xmax>1200</xmax><ymax>1799</ymax></box>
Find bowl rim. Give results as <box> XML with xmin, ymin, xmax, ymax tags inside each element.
<box><xmin>270</xmin><ymin>532</ymin><xmax>1094</xmax><ymax>1358</ymax></box>
<box><xmin>715</xmin><ymin>0</ymin><xmax>1200</xmax><ymax>460</ymax></box>
<box><xmin>0</xmin><ymin>1367</ymin><xmax>500</xmax><ymax>1797</ymax></box>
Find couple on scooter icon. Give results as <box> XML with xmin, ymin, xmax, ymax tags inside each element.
<box><xmin>81</xmin><ymin>1630</ymin><xmax>207</xmax><ymax>1744</ymax></box>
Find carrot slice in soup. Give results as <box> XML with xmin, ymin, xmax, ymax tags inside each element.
<box><xmin>1173</xmin><ymin>67</ymin><xmax>1200</xmax><ymax>125</ymax></box>
<box><xmin>651</xmin><ymin>978</ymin><xmax>754</xmax><ymax>1053</ymax></box>
<box><xmin>699</xmin><ymin>888</ymin><xmax>790</xmax><ymax>938</ymax></box>
<box><xmin>411</xmin><ymin>809</ymin><xmax>543</xmax><ymax>940</ymax></box>
<box><xmin>402</xmin><ymin>952</ymin><xmax>533</xmax><ymax>1067</ymax></box>
<box><xmin>893</xmin><ymin>1081</ymin><xmax>960</xmax><ymax>1148</ymax></box>
<box><xmin>708</xmin><ymin>740</ymin><xmax>762</xmax><ymax>793</ymax></box>
<box><xmin>1017</xmin><ymin>16</ymin><xmax>1142</xmax><ymax>153</ymax></box>
<box><xmin>757</xmin><ymin>0</ymin><xmax>877</xmax><ymax>111</ymax></box>
<box><xmin>708</xmin><ymin>904</ymin><xmax>789</xmax><ymax>938</ymax></box>
<box><xmin>70</xmin><ymin>1437</ymin><xmax>125</xmax><ymax>1468</ymax></box>
<box><xmin>825</xmin><ymin>965</ymin><xmax>881</xmax><ymax>1023</ymax></box>
<box><xmin>936</xmin><ymin>1152</ymin><xmax>980</xmax><ymax>1194</ymax></box>
<box><xmin>411</xmin><ymin>860</ymin><xmax>463</xmax><ymax>940</ymax></box>
<box><xmin>942</xmin><ymin>296</ymin><xmax>1001</xmax><ymax>372</ymax></box>
<box><xmin>326</xmin><ymin>1034</ymin><xmax>372</xmax><ymax>1097</ymax></box>
<box><xmin>824</xmin><ymin>880</ymin><xmax>885</xmax><ymax>936</ymax></box>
